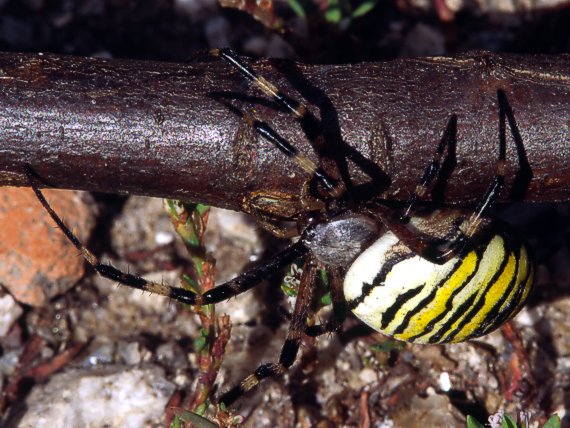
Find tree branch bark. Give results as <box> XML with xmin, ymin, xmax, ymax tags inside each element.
<box><xmin>1</xmin><ymin>51</ymin><xmax>569</xmax><ymax>214</ymax></box>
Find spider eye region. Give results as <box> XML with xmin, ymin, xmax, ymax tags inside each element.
<box><xmin>343</xmin><ymin>214</ymin><xmax>535</xmax><ymax>345</ymax></box>
<box><xmin>302</xmin><ymin>213</ymin><xmax>379</xmax><ymax>267</ymax></box>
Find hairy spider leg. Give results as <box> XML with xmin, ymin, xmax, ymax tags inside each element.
<box><xmin>399</xmin><ymin>114</ymin><xmax>458</xmax><ymax>223</ymax></box>
<box><xmin>212</xmin><ymin>48</ymin><xmax>349</xmax><ymax>199</ymax></box>
<box><xmin>212</xmin><ymin>48</ymin><xmax>307</xmax><ymax>120</ymax></box>
<box><xmin>24</xmin><ymin>164</ymin><xmax>307</xmax><ymax>306</ymax></box>
<box><xmin>447</xmin><ymin>89</ymin><xmax>513</xmax><ymax>243</ymax></box>
<box><xmin>218</xmin><ymin>99</ymin><xmax>337</xmax><ymax>194</ymax></box>
<box><xmin>446</xmin><ymin>87</ymin><xmax>530</xmax><ymax>243</ymax></box>
<box><xmin>218</xmin><ymin>258</ymin><xmax>318</xmax><ymax>407</ymax></box>
<box><xmin>401</xmin><ymin>89</ymin><xmax>523</xmax><ymax>227</ymax></box>
<box><xmin>373</xmin><ymin>89</ymin><xmax>523</xmax><ymax>264</ymax></box>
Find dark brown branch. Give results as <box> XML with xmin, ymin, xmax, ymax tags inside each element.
<box><xmin>1</xmin><ymin>51</ymin><xmax>569</xmax><ymax>214</ymax></box>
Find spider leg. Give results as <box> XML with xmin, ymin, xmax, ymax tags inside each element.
<box><xmin>376</xmin><ymin>90</ymin><xmax>525</xmax><ymax>264</ymax></box>
<box><xmin>212</xmin><ymin>48</ymin><xmax>348</xmax><ymax>199</ymax></box>
<box><xmin>218</xmin><ymin>257</ymin><xmax>318</xmax><ymax>407</ymax></box>
<box><xmin>239</xmin><ymin>108</ymin><xmax>340</xmax><ymax>194</ymax></box>
<box><xmin>305</xmin><ymin>267</ymin><xmax>347</xmax><ymax>337</ymax></box>
<box><xmin>497</xmin><ymin>88</ymin><xmax>533</xmax><ymax>200</ymax></box>
<box><xmin>447</xmin><ymin>89</ymin><xmax>531</xmax><ymax>242</ymax></box>
<box><xmin>434</xmin><ymin>89</ymin><xmax>518</xmax><ymax>251</ymax></box>
<box><xmin>213</xmin><ymin>96</ymin><xmax>338</xmax><ymax>198</ymax></box>
<box><xmin>212</xmin><ymin>48</ymin><xmax>307</xmax><ymax>120</ymax></box>
<box><xmin>399</xmin><ymin>114</ymin><xmax>458</xmax><ymax>222</ymax></box>
<box><xmin>24</xmin><ymin>164</ymin><xmax>307</xmax><ymax>306</ymax></box>
<box><xmin>363</xmin><ymin>114</ymin><xmax>461</xmax><ymax>263</ymax></box>
<box><xmin>394</xmin><ymin>90</ymin><xmax>526</xmax><ymax>227</ymax></box>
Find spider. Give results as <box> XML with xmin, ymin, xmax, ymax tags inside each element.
<box><xmin>24</xmin><ymin>49</ymin><xmax>535</xmax><ymax>409</ymax></box>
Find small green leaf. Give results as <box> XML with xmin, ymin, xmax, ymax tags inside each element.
<box><xmin>165</xmin><ymin>199</ymin><xmax>177</xmax><ymax>215</ymax></box>
<box><xmin>281</xmin><ymin>283</ymin><xmax>298</xmax><ymax>297</ymax></box>
<box><xmin>194</xmin><ymin>402</ymin><xmax>208</xmax><ymax>416</ymax></box>
<box><xmin>466</xmin><ymin>415</ymin><xmax>486</xmax><ymax>428</ymax></box>
<box><xmin>370</xmin><ymin>340</ymin><xmax>404</xmax><ymax>352</ymax></box>
<box><xmin>194</xmin><ymin>257</ymin><xmax>204</xmax><ymax>276</ymax></box>
<box><xmin>319</xmin><ymin>268</ymin><xmax>329</xmax><ymax>285</ymax></box>
<box><xmin>320</xmin><ymin>291</ymin><xmax>332</xmax><ymax>306</ymax></box>
<box><xmin>324</xmin><ymin>0</ymin><xmax>342</xmax><ymax>23</ymax></box>
<box><xmin>194</xmin><ymin>335</ymin><xmax>207</xmax><ymax>353</ymax></box>
<box><xmin>174</xmin><ymin>410</ymin><xmax>219</xmax><ymax>428</ymax></box>
<box><xmin>169</xmin><ymin>415</ymin><xmax>182</xmax><ymax>428</ymax></box>
<box><xmin>287</xmin><ymin>0</ymin><xmax>306</xmax><ymax>18</ymax></box>
<box><xmin>502</xmin><ymin>413</ymin><xmax>517</xmax><ymax>428</ymax></box>
<box><xmin>352</xmin><ymin>0</ymin><xmax>376</xmax><ymax>18</ymax></box>
<box><xmin>184</xmin><ymin>231</ymin><xmax>200</xmax><ymax>248</ymax></box>
<box><xmin>542</xmin><ymin>414</ymin><xmax>561</xmax><ymax>428</ymax></box>
<box><xmin>182</xmin><ymin>273</ymin><xmax>199</xmax><ymax>291</ymax></box>
<box><xmin>325</xmin><ymin>7</ymin><xmax>341</xmax><ymax>23</ymax></box>
<box><xmin>195</xmin><ymin>203</ymin><xmax>210</xmax><ymax>216</ymax></box>
<box><xmin>194</xmin><ymin>328</ymin><xmax>210</xmax><ymax>353</ymax></box>
<box><xmin>318</xmin><ymin>268</ymin><xmax>331</xmax><ymax>304</ymax></box>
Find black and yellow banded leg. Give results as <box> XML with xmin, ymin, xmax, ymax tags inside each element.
<box><xmin>226</xmin><ymin>101</ymin><xmax>339</xmax><ymax>194</ymax></box>
<box><xmin>400</xmin><ymin>88</ymin><xmax>522</xmax><ymax>226</ymax></box>
<box><xmin>212</xmin><ymin>48</ymin><xmax>348</xmax><ymax>200</ymax></box>
<box><xmin>440</xmin><ymin>89</ymin><xmax>529</xmax><ymax>255</ymax></box>
<box><xmin>211</xmin><ymin>47</ymin><xmax>307</xmax><ymax>119</ymax></box>
<box><xmin>218</xmin><ymin>258</ymin><xmax>318</xmax><ymax>407</ymax></box>
<box><xmin>399</xmin><ymin>114</ymin><xmax>458</xmax><ymax>223</ymax></box>
<box><xmin>24</xmin><ymin>164</ymin><xmax>308</xmax><ymax>306</ymax></box>
<box><xmin>442</xmin><ymin>89</ymin><xmax>523</xmax><ymax>249</ymax></box>
<box><xmin>382</xmin><ymin>90</ymin><xmax>526</xmax><ymax>264</ymax></box>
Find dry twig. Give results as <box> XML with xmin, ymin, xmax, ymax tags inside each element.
<box><xmin>1</xmin><ymin>51</ymin><xmax>569</xmax><ymax>210</ymax></box>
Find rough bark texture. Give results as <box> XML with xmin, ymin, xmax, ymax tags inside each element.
<box><xmin>1</xmin><ymin>51</ymin><xmax>569</xmax><ymax>212</ymax></box>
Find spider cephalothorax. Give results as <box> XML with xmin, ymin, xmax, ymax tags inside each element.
<box><xmin>25</xmin><ymin>49</ymin><xmax>534</xmax><ymax>408</ymax></box>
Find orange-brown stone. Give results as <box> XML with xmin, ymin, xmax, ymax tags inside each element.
<box><xmin>0</xmin><ymin>187</ymin><xmax>94</xmax><ymax>306</ymax></box>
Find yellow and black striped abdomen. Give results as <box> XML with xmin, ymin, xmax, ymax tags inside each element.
<box><xmin>344</xmin><ymin>224</ymin><xmax>534</xmax><ymax>344</ymax></box>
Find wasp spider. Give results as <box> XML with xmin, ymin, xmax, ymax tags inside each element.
<box><xmin>25</xmin><ymin>49</ymin><xmax>534</xmax><ymax>408</ymax></box>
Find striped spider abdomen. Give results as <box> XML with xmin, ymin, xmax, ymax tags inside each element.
<box><xmin>344</xmin><ymin>209</ymin><xmax>535</xmax><ymax>344</ymax></box>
